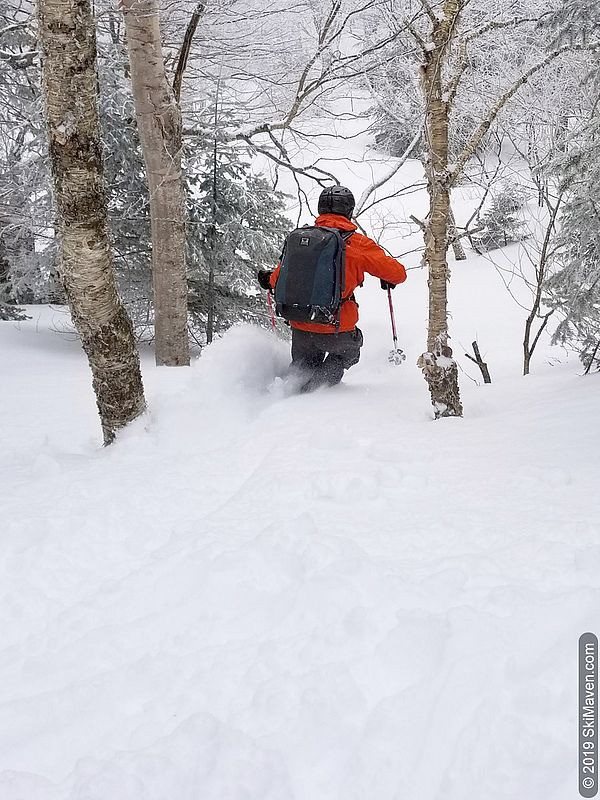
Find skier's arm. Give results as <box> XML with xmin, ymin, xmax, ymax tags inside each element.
<box><xmin>358</xmin><ymin>236</ymin><xmax>407</xmax><ymax>286</ymax></box>
<box><xmin>257</xmin><ymin>265</ymin><xmax>280</xmax><ymax>292</ymax></box>
<box><xmin>269</xmin><ymin>264</ymin><xmax>281</xmax><ymax>290</ymax></box>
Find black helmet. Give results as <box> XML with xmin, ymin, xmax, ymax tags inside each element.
<box><xmin>318</xmin><ymin>185</ymin><xmax>355</xmax><ymax>219</ymax></box>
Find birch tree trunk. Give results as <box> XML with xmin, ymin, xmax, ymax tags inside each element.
<box><xmin>121</xmin><ymin>0</ymin><xmax>189</xmax><ymax>367</ymax></box>
<box><xmin>416</xmin><ymin>0</ymin><xmax>464</xmax><ymax>419</ymax></box>
<box><xmin>37</xmin><ymin>0</ymin><xmax>146</xmax><ymax>445</ymax></box>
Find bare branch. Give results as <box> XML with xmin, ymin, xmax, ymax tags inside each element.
<box><xmin>0</xmin><ymin>49</ymin><xmax>37</xmax><ymax>68</ymax></box>
<box><xmin>237</xmin><ymin>134</ymin><xmax>339</xmax><ymax>185</ymax></box>
<box><xmin>410</xmin><ymin>214</ymin><xmax>427</xmax><ymax>232</ymax></box>
<box><xmin>444</xmin><ymin>38</ymin><xmax>467</xmax><ymax>108</ymax></box>
<box><xmin>419</xmin><ymin>0</ymin><xmax>439</xmax><ymax>24</ymax></box>
<box><xmin>173</xmin><ymin>3</ymin><xmax>205</xmax><ymax>103</ymax></box>
<box><xmin>0</xmin><ymin>21</ymin><xmax>30</xmax><ymax>40</ymax></box>
<box><xmin>355</xmin><ymin>126</ymin><xmax>423</xmax><ymax>216</ymax></box>
<box><xmin>465</xmin><ymin>341</ymin><xmax>491</xmax><ymax>383</ymax></box>
<box><xmin>463</xmin><ymin>12</ymin><xmax>552</xmax><ymax>43</ymax></box>
<box><xmin>405</xmin><ymin>19</ymin><xmax>429</xmax><ymax>52</ymax></box>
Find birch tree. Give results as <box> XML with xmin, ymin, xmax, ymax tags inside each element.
<box><xmin>361</xmin><ymin>0</ymin><xmax>595</xmax><ymax>416</ymax></box>
<box><xmin>413</xmin><ymin>0</ymin><xmax>465</xmax><ymax>418</ymax></box>
<box><xmin>121</xmin><ymin>0</ymin><xmax>189</xmax><ymax>366</ymax></box>
<box><xmin>410</xmin><ymin>0</ymin><xmax>547</xmax><ymax>416</ymax></box>
<box><xmin>37</xmin><ymin>0</ymin><xmax>146</xmax><ymax>444</ymax></box>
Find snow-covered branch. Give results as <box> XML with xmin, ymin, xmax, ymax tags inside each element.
<box><xmin>450</xmin><ymin>41</ymin><xmax>600</xmax><ymax>186</ymax></box>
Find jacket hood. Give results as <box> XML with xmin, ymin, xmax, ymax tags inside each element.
<box><xmin>315</xmin><ymin>213</ymin><xmax>357</xmax><ymax>231</ymax></box>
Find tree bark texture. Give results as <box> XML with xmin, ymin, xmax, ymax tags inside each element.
<box><xmin>121</xmin><ymin>0</ymin><xmax>189</xmax><ymax>366</ymax></box>
<box><xmin>448</xmin><ymin>208</ymin><xmax>466</xmax><ymax>261</ymax></box>
<box><xmin>37</xmin><ymin>0</ymin><xmax>146</xmax><ymax>444</ymax></box>
<box><xmin>416</xmin><ymin>0</ymin><xmax>464</xmax><ymax>419</ymax></box>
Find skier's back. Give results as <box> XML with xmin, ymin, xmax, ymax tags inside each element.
<box><xmin>258</xmin><ymin>185</ymin><xmax>407</xmax><ymax>392</ymax></box>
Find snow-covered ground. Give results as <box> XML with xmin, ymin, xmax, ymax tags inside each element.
<box><xmin>1</xmin><ymin>232</ymin><xmax>599</xmax><ymax>798</ymax></box>
<box><xmin>1</xmin><ymin>111</ymin><xmax>598</xmax><ymax>799</ymax></box>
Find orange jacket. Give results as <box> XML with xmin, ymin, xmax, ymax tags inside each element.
<box><xmin>270</xmin><ymin>213</ymin><xmax>407</xmax><ymax>333</ymax></box>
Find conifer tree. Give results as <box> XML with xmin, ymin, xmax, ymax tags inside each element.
<box><xmin>545</xmin><ymin>0</ymin><xmax>600</xmax><ymax>370</ymax></box>
<box><xmin>0</xmin><ymin>2</ymin><xmax>59</xmax><ymax>313</ymax></box>
<box><xmin>546</xmin><ymin>124</ymin><xmax>600</xmax><ymax>371</ymax></box>
<box><xmin>186</xmin><ymin>98</ymin><xmax>290</xmax><ymax>343</ymax></box>
<box><xmin>471</xmin><ymin>185</ymin><xmax>529</xmax><ymax>253</ymax></box>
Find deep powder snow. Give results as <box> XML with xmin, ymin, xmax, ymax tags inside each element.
<box><xmin>1</xmin><ymin>255</ymin><xmax>599</xmax><ymax>799</ymax></box>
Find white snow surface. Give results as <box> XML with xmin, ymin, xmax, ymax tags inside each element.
<box><xmin>1</xmin><ymin>265</ymin><xmax>599</xmax><ymax>799</ymax></box>
<box><xmin>1</xmin><ymin>132</ymin><xmax>599</xmax><ymax>798</ymax></box>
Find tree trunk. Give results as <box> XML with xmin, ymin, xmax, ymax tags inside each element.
<box><xmin>522</xmin><ymin>192</ymin><xmax>562</xmax><ymax>375</ymax></box>
<box><xmin>448</xmin><ymin>208</ymin><xmax>466</xmax><ymax>261</ymax></box>
<box><xmin>205</xmin><ymin>99</ymin><xmax>219</xmax><ymax>346</ymax></box>
<box><xmin>121</xmin><ymin>0</ymin><xmax>189</xmax><ymax>367</ymax></box>
<box><xmin>5</xmin><ymin>225</ymin><xmax>36</xmax><ymax>303</ymax></box>
<box><xmin>416</xmin><ymin>0</ymin><xmax>464</xmax><ymax>419</ymax></box>
<box><xmin>37</xmin><ymin>0</ymin><xmax>146</xmax><ymax>445</ymax></box>
<box><xmin>0</xmin><ymin>232</ymin><xmax>12</xmax><ymax>304</ymax></box>
<box><xmin>0</xmin><ymin>232</ymin><xmax>26</xmax><ymax>319</ymax></box>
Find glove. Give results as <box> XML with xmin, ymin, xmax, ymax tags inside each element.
<box><xmin>258</xmin><ymin>270</ymin><xmax>274</xmax><ymax>291</ymax></box>
<box><xmin>380</xmin><ymin>279</ymin><xmax>396</xmax><ymax>290</ymax></box>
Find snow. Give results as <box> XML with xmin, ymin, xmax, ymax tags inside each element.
<box><xmin>1</xmin><ymin>246</ymin><xmax>598</xmax><ymax>799</ymax></box>
<box><xmin>1</xmin><ymin>120</ymin><xmax>598</xmax><ymax>797</ymax></box>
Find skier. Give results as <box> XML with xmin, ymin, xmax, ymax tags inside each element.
<box><xmin>258</xmin><ymin>185</ymin><xmax>407</xmax><ymax>392</ymax></box>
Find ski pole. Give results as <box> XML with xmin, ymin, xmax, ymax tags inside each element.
<box><xmin>266</xmin><ymin>290</ymin><xmax>276</xmax><ymax>331</ymax></box>
<box><xmin>387</xmin><ymin>287</ymin><xmax>398</xmax><ymax>348</ymax></box>
<box><xmin>387</xmin><ymin>287</ymin><xmax>406</xmax><ymax>365</ymax></box>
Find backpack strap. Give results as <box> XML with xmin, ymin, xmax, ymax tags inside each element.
<box><xmin>277</xmin><ymin>237</ymin><xmax>287</xmax><ymax>264</ymax></box>
<box><xmin>319</xmin><ymin>227</ymin><xmax>354</xmax><ymax>329</ymax></box>
<box><xmin>339</xmin><ymin>230</ymin><xmax>354</xmax><ymax>302</ymax></box>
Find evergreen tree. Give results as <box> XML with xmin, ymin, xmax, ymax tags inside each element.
<box><xmin>186</xmin><ymin>99</ymin><xmax>290</xmax><ymax>343</ymax></box>
<box><xmin>544</xmin><ymin>0</ymin><xmax>600</xmax><ymax>370</ymax></box>
<box><xmin>470</xmin><ymin>184</ymin><xmax>530</xmax><ymax>253</ymax></box>
<box><xmin>549</xmin><ymin>0</ymin><xmax>600</xmax><ymax>46</ymax></box>
<box><xmin>96</xmin><ymin>44</ymin><xmax>291</xmax><ymax>344</ymax></box>
<box><xmin>96</xmin><ymin>9</ymin><xmax>152</xmax><ymax>330</ymax></box>
<box><xmin>0</xmin><ymin>1</ymin><xmax>59</xmax><ymax>314</ymax></box>
<box><xmin>0</xmin><ymin>8</ymin><xmax>289</xmax><ymax>342</ymax></box>
<box><xmin>546</xmin><ymin>119</ymin><xmax>600</xmax><ymax>371</ymax></box>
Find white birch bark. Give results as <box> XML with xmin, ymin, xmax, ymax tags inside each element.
<box><xmin>121</xmin><ymin>0</ymin><xmax>189</xmax><ymax>366</ymax></box>
<box><xmin>37</xmin><ymin>0</ymin><xmax>146</xmax><ymax>444</ymax></box>
<box><xmin>416</xmin><ymin>0</ymin><xmax>464</xmax><ymax>419</ymax></box>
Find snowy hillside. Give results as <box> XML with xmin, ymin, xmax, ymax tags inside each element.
<box><xmin>1</xmin><ymin>237</ymin><xmax>599</xmax><ymax>798</ymax></box>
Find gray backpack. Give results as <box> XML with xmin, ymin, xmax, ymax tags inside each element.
<box><xmin>274</xmin><ymin>226</ymin><xmax>353</xmax><ymax>326</ymax></box>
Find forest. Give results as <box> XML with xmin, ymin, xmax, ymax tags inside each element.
<box><xmin>2</xmin><ymin>0</ymin><xmax>599</xmax><ymax>436</ymax></box>
<box><xmin>1</xmin><ymin>1</ymin><xmax>599</xmax><ymax>798</ymax></box>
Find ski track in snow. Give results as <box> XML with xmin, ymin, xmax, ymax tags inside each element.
<box><xmin>1</xmin><ymin>260</ymin><xmax>600</xmax><ymax>795</ymax></box>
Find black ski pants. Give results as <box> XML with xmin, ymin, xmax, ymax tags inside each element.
<box><xmin>290</xmin><ymin>327</ymin><xmax>363</xmax><ymax>390</ymax></box>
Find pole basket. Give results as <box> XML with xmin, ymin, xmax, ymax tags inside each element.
<box><xmin>388</xmin><ymin>348</ymin><xmax>406</xmax><ymax>366</ymax></box>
